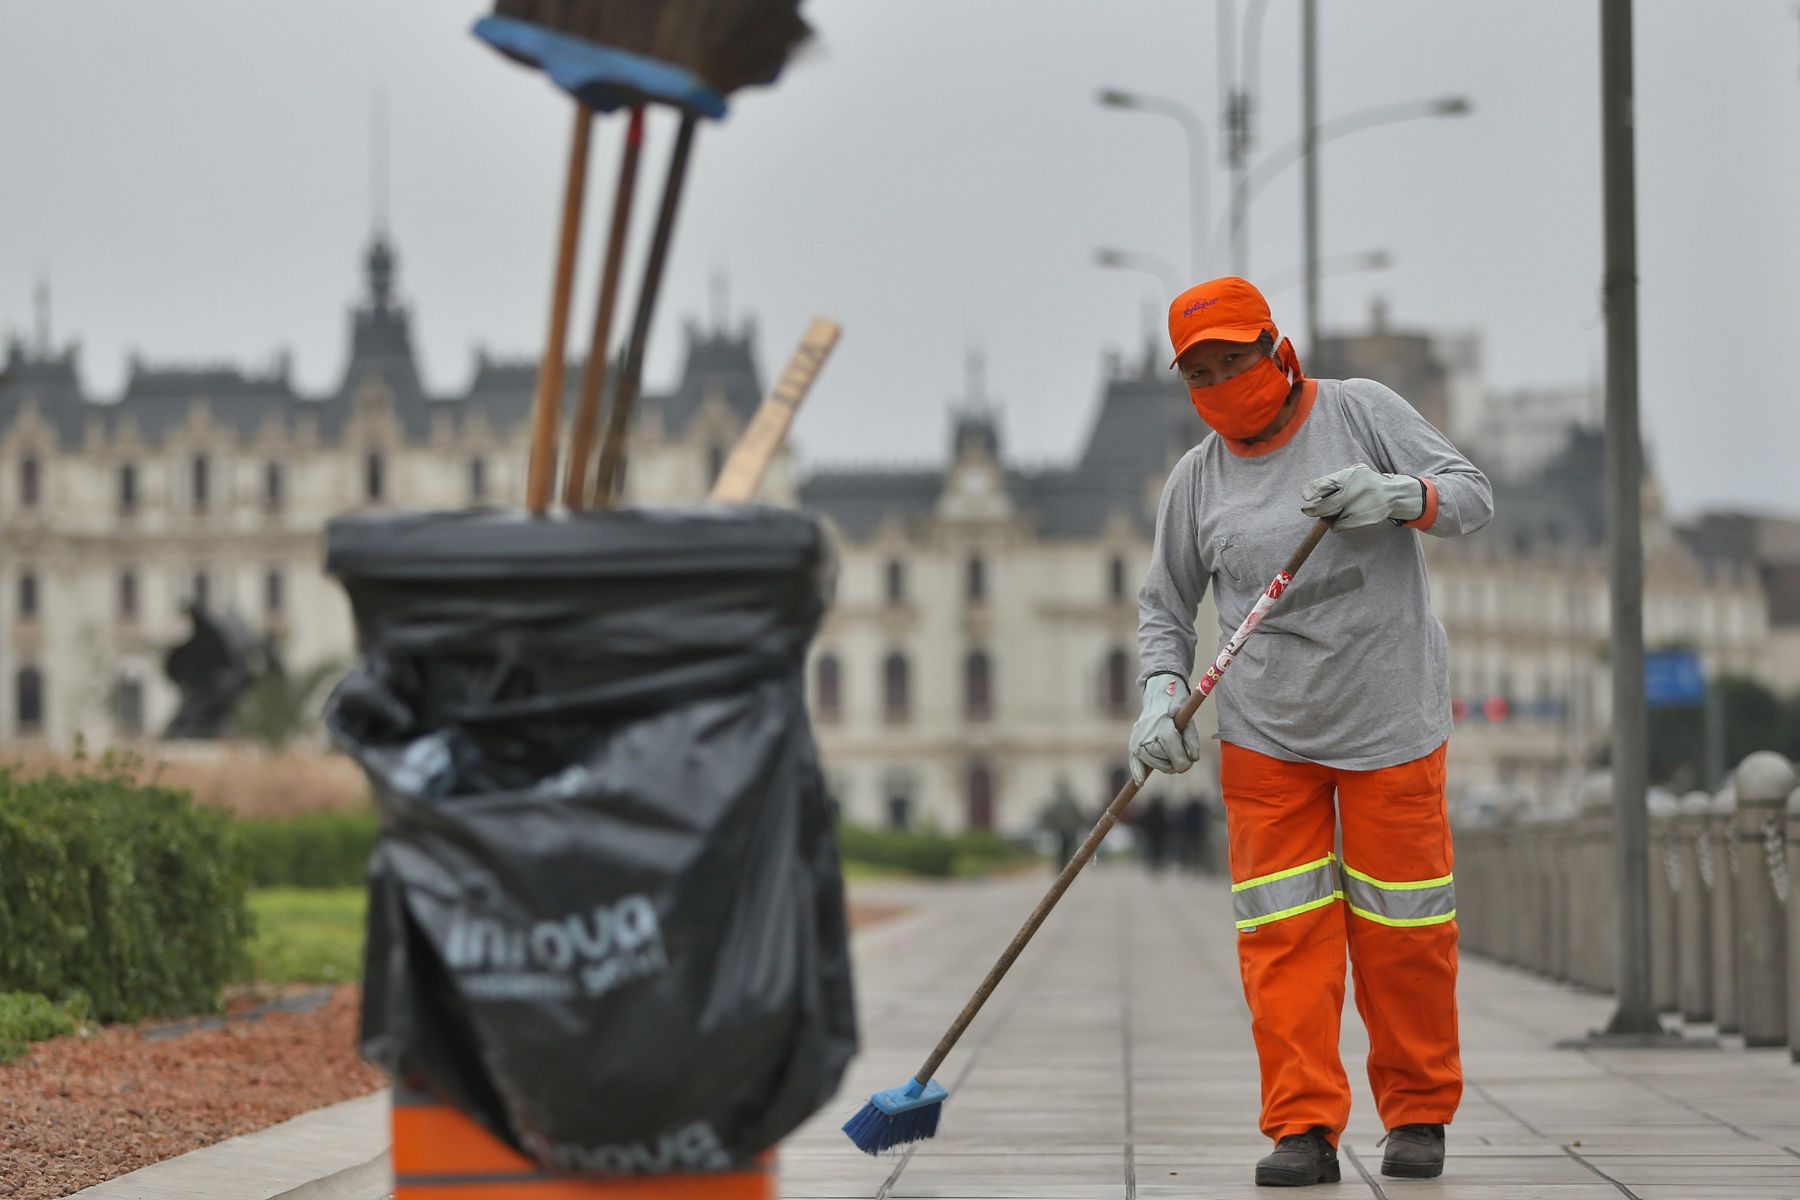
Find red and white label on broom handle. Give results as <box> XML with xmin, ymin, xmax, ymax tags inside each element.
<box><xmin>1174</xmin><ymin>517</ymin><xmax>1330</xmax><ymax>730</ymax></box>
<box><xmin>1193</xmin><ymin>570</ymin><xmax>1290</xmax><ymax>700</ymax></box>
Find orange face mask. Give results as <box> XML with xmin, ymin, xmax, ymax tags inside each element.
<box><xmin>1188</xmin><ymin>336</ymin><xmax>1304</xmax><ymax>440</ymax></box>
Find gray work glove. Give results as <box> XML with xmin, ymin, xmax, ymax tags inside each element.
<box><xmin>1299</xmin><ymin>463</ymin><xmax>1425</xmax><ymax>530</ymax></box>
<box><xmin>1128</xmin><ymin>673</ymin><xmax>1205</xmax><ymax>787</ymax></box>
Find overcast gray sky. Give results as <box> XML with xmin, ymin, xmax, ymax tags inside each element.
<box><xmin>3</xmin><ymin>1</ymin><xmax>1797</xmax><ymax>516</ymax></box>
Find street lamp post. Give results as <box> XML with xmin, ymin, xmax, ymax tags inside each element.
<box><xmin>1097</xmin><ymin>88</ymin><xmax>1210</xmax><ymax>280</ymax></box>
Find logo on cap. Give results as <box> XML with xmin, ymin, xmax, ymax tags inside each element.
<box><xmin>1182</xmin><ymin>297</ymin><xmax>1220</xmax><ymax>317</ymax></box>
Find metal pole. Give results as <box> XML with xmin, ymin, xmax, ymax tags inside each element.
<box><xmin>1704</xmin><ymin>670</ymin><xmax>1726</xmax><ymax>789</ymax></box>
<box><xmin>1600</xmin><ymin>0</ymin><xmax>1658</xmax><ymax>1037</ymax></box>
<box><xmin>1301</xmin><ymin>0</ymin><xmax>1320</xmax><ymax>354</ymax></box>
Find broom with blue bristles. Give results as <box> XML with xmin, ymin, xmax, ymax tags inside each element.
<box><xmin>843</xmin><ymin>517</ymin><xmax>1333</xmax><ymax>1154</ymax></box>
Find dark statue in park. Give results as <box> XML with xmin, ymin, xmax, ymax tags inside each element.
<box><xmin>162</xmin><ymin>602</ymin><xmax>265</xmax><ymax>739</ymax></box>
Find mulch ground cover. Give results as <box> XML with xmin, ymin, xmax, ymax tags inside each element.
<box><xmin>0</xmin><ymin>899</ymin><xmax>906</xmax><ymax>1199</ymax></box>
<box><xmin>0</xmin><ymin>984</ymin><xmax>381</xmax><ymax>1200</ymax></box>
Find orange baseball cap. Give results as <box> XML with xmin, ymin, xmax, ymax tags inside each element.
<box><xmin>1167</xmin><ymin>276</ymin><xmax>1276</xmax><ymax>367</ymax></box>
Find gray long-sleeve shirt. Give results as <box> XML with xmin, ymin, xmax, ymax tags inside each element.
<box><xmin>1137</xmin><ymin>377</ymin><xmax>1493</xmax><ymax>771</ymax></box>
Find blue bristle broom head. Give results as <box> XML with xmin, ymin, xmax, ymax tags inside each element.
<box><xmin>841</xmin><ymin>1076</ymin><xmax>947</xmax><ymax>1155</ymax></box>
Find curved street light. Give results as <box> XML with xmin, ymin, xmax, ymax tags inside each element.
<box><xmin>1216</xmin><ymin>94</ymin><xmax>1472</xmax><ymax>267</ymax></box>
<box><xmin>1097</xmin><ymin>88</ymin><xmax>1211</xmax><ymax>279</ymax></box>
<box><xmin>1093</xmin><ymin>246</ymin><xmax>1184</xmax><ymax>299</ymax></box>
<box><xmin>1248</xmin><ymin>96</ymin><xmax>1472</xmax><ymax>204</ymax></box>
<box><xmin>1259</xmin><ymin>248</ymin><xmax>1393</xmax><ymax>296</ymax></box>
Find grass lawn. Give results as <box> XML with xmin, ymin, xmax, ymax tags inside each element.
<box><xmin>245</xmin><ymin>887</ymin><xmax>367</xmax><ymax>985</ymax></box>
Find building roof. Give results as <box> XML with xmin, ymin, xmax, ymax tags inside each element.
<box><xmin>0</xmin><ymin>236</ymin><xmax>760</xmax><ymax>451</ymax></box>
<box><xmin>800</xmin><ymin>343</ymin><xmax>1199</xmax><ymax>543</ymax></box>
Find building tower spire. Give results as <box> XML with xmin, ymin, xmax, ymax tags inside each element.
<box><xmin>709</xmin><ymin>266</ymin><xmax>729</xmax><ymax>333</ymax></box>
<box><xmin>371</xmin><ymin>87</ymin><xmax>390</xmax><ymax>239</ymax></box>
<box><xmin>33</xmin><ymin>276</ymin><xmax>50</xmax><ymax>355</ymax></box>
<box><xmin>965</xmin><ymin>344</ymin><xmax>987</xmax><ymax>407</ymax></box>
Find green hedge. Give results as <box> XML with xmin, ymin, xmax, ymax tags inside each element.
<box><xmin>0</xmin><ymin>991</ymin><xmax>78</xmax><ymax>1063</ymax></box>
<box><xmin>837</xmin><ymin>824</ymin><xmax>1037</xmax><ymax>878</ymax></box>
<box><xmin>0</xmin><ymin>769</ymin><xmax>252</xmax><ymax>1022</ymax></box>
<box><xmin>233</xmin><ymin>809</ymin><xmax>378</xmax><ymax>889</ymax></box>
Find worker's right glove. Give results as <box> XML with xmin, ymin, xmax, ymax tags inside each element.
<box><xmin>1128</xmin><ymin>673</ymin><xmax>1205</xmax><ymax>787</ymax></box>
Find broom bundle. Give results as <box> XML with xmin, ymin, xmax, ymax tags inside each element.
<box><xmin>493</xmin><ymin>0</ymin><xmax>810</xmax><ymax>94</ymax></box>
<box><xmin>475</xmin><ymin>0</ymin><xmax>814</xmax><ymax>512</ymax></box>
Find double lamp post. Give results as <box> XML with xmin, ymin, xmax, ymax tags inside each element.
<box><xmin>1094</xmin><ymin>1</ymin><xmax>1470</xmax><ymax>353</ymax></box>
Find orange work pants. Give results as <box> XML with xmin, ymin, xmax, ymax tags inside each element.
<box><xmin>1220</xmin><ymin>740</ymin><xmax>1461</xmax><ymax>1145</ymax></box>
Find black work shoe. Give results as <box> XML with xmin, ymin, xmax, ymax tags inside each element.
<box><xmin>1380</xmin><ymin>1123</ymin><xmax>1445</xmax><ymax>1179</ymax></box>
<box><xmin>1255</xmin><ymin>1127</ymin><xmax>1340</xmax><ymax>1187</ymax></box>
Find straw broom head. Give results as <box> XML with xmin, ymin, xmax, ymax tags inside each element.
<box><xmin>494</xmin><ymin>0</ymin><xmax>811</xmax><ymax>95</ymax></box>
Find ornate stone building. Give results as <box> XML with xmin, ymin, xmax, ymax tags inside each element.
<box><xmin>0</xmin><ymin>237</ymin><xmax>792</xmax><ymax>751</ymax></box>
<box><xmin>0</xmin><ymin>244</ymin><xmax>1776</xmax><ymax>828</ymax></box>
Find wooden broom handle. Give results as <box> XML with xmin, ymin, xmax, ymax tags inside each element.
<box><xmin>593</xmin><ymin>112</ymin><xmax>698</xmax><ymax>507</ymax></box>
<box><xmin>707</xmin><ymin>318</ymin><xmax>840</xmax><ymax>504</ymax></box>
<box><xmin>563</xmin><ymin>107</ymin><xmax>645</xmax><ymax>510</ymax></box>
<box><xmin>911</xmin><ymin>517</ymin><xmax>1333</xmax><ymax>1086</ymax></box>
<box><xmin>525</xmin><ymin>103</ymin><xmax>593</xmax><ymax>515</ymax></box>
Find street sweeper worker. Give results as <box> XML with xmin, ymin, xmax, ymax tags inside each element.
<box><xmin>1130</xmin><ymin>275</ymin><xmax>1492</xmax><ymax>1188</ymax></box>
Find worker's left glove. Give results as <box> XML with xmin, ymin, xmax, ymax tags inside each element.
<box><xmin>1299</xmin><ymin>463</ymin><xmax>1424</xmax><ymax>530</ymax></box>
<box><xmin>1128</xmin><ymin>674</ymin><xmax>1205</xmax><ymax>787</ymax></box>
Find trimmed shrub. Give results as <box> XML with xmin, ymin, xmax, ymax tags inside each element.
<box><xmin>0</xmin><ymin>991</ymin><xmax>78</xmax><ymax>1063</ymax></box>
<box><xmin>0</xmin><ymin>768</ymin><xmax>252</xmax><ymax>1022</ymax></box>
<box><xmin>837</xmin><ymin>824</ymin><xmax>1038</xmax><ymax>878</ymax></box>
<box><xmin>233</xmin><ymin>809</ymin><xmax>378</xmax><ymax>889</ymax></box>
<box><xmin>837</xmin><ymin>824</ymin><xmax>957</xmax><ymax>877</ymax></box>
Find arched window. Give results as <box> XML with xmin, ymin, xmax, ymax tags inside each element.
<box><xmin>264</xmin><ymin>568</ymin><xmax>285</xmax><ymax>616</ymax></box>
<box><xmin>966</xmin><ymin>762</ymin><xmax>995</xmax><ymax>832</ymax></box>
<box><xmin>964</xmin><ymin>650</ymin><xmax>992</xmax><ymax>721</ymax></box>
<box><xmin>965</xmin><ymin>555</ymin><xmax>986</xmax><ymax>604</ymax></box>
<box><xmin>114</xmin><ymin>677</ymin><xmax>145</xmax><ymax>736</ymax></box>
<box><xmin>707</xmin><ymin>445</ymin><xmax>726</xmax><ymax>485</ymax></box>
<box><xmin>365</xmin><ymin>451</ymin><xmax>386</xmax><ymax>503</ymax></box>
<box><xmin>815</xmin><ymin>652</ymin><xmax>842</xmax><ymax>723</ymax></box>
<box><xmin>118</xmin><ymin>569</ymin><xmax>138</xmax><ymax>620</ymax></box>
<box><xmin>191</xmin><ymin>455</ymin><xmax>209</xmax><ymax>511</ymax></box>
<box><xmin>20</xmin><ymin>455</ymin><xmax>39</xmax><ymax>507</ymax></box>
<box><xmin>15</xmin><ymin>667</ymin><xmax>43</xmax><ymax>734</ymax></box>
<box><xmin>468</xmin><ymin>457</ymin><xmax>487</xmax><ymax>503</ymax></box>
<box><xmin>882</xmin><ymin>652</ymin><xmax>910</xmax><ymax>723</ymax></box>
<box><xmin>265</xmin><ymin>461</ymin><xmax>284</xmax><ymax>511</ymax></box>
<box><xmin>1105</xmin><ymin>648</ymin><xmax>1130</xmax><ymax>715</ymax></box>
<box><xmin>18</xmin><ymin>572</ymin><xmax>38</xmax><ymax>620</ymax></box>
<box><xmin>118</xmin><ymin>463</ymin><xmax>138</xmax><ymax>515</ymax></box>
<box><xmin>1109</xmin><ymin>555</ymin><xmax>1127</xmax><ymax>601</ymax></box>
<box><xmin>885</xmin><ymin>559</ymin><xmax>905</xmax><ymax>606</ymax></box>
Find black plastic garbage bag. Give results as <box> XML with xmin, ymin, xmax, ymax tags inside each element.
<box><xmin>323</xmin><ymin>506</ymin><xmax>856</xmax><ymax>1174</ymax></box>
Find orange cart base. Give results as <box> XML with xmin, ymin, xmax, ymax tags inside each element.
<box><xmin>391</xmin><ymin>1081</ymin><xmax>777</xmax><ymax>1199</ymax></box>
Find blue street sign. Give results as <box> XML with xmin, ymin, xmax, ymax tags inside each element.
<box><xmin>1645</xmin><ymin>649</ymin><xmax>1707</xmax><ymax>708</ymax></box>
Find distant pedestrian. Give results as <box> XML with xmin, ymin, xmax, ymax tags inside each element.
<box><xmin>1038</xmin><ymin>777</ymin><xmax>1086</xmax><ymax>870</ymax></box>
<box><xmin>1177</xmin><ymin>796</ymin><xmax>1209</xmax><ymax>873</ymax></box>
<box><xmin>1138</xmin><ymin>796</ymin><xmax>1172</xmax><ymax>873</ymax></box>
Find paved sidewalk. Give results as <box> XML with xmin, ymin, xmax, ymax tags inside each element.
<box><xmin>786</xmin><ymin>867</ymin><xmax>1800</xmax><ymax>1199</ymax></box>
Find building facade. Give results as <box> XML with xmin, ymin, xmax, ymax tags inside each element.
<box><xmin>0</xmin><ymin>245</ymin><xmax>1779</xmax><ymax>829</ymax></box>
<box><xmin>0</xmin><ymin>238</ymin><xmax>793</xmax><ymax>750</ymax></box>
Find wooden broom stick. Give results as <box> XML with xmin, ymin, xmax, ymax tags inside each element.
<box><xmin>562</xmin><ymin>107</ymin><xmax>646</xmax><ymax>510</ymax></box>
<box><xmin>708</xmin><ymin>317</ymin><xmax>841</xmax><ymax>504</ymax></box>
<box><xmin>592</xmin><ymin>111</ymin><xmax>698</xmax><ymax>507</ymax></box>
<box><xmin>524</xmin><ymin>102</ymin><xmax>594</xmax><ymax>514</ymax></box>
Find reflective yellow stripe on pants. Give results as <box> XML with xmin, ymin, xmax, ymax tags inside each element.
<box><xmin>1232</xmin><ymin>853</ymin><xmax>1341</xmax><ymax>931</ymax></box>
<box><xmin>1340</xmin><ymin>863</ymin><xmax>1456</xmax><ymax>928</ymax></box>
